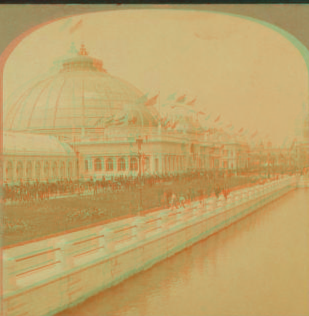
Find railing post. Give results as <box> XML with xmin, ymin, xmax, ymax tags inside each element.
<box><xmin>56</xmin><ymin>239</ymin><xmax>74</xmax><ymax>271</ymax></box>
<box><xmin>160</xmin><ymin>211</ymin><xmax>169</xmax><ymax>230</ymax></box>
<box><xmin>207</xmin><ymin>197</ymin><xmax>216</xmax><ymax>213</ymax></box>
<box><xmin>100</xmin><ymin>228</ymin><xmax>115</xmax><ymax>253</ymax></box>
<box><xmin>217</xmin><ymin>195</ymin><xmax>225</xmax><ymax>210</ymax></box>
<box><xmin>3</xmin><ymin>254</ymin><xmax>17</xmax><ymax>292</ymax></box>
<box><xmin>157</xmin><ymin>215</ymin><xmax>163</xmax><ymax>232</ymax></box>
<box><xmin>133</xmin><ymin>217</ymin><xmax>146</xmax><ymax>241</ymax></box>
<box><xmin>97</xmin><ymin>227</ymin><xmax>107</xmax><ymax>255</ymax></box>
<box><xmin>195</xmin><ymin>199</ymin><xmax>204</xmax><ymax>216</ymax></box>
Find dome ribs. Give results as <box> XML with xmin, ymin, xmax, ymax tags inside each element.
<box><xmin>27</xmin><ymin>79</ymin><xmax>54</xmax><ymax>129</ymax></box>
<box><xmin>41</xmin><ymin>76</ymin><xmax>62</xmax><ymax>130</ymax></box>
<box><xmin>7</xmin><ymin>78</ymin><xmax>51</xmax><ymax>130</ymax></box>
<box><xmin>52</xmin><ymin>79</ymin><xmax>67</xmax><ymax>129</ymax></box>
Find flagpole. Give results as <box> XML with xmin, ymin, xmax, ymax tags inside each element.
<box><xmin>159</xmin><ymin>92</ymin><xmax>161</xmax><ymax>120</ymax></box>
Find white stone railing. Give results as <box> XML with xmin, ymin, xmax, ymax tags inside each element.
<box><xmin>2</xmin><ymin>176</ymin><xmax>296</xmax><ymax>303</ymax></box>
<box><xmin>297</xmin><ymin>175</ymin><xmax>309</xmax><ymax>188</ymax></box>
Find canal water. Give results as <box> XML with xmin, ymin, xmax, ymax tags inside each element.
<box><xmin>57</xmin><ymin>189</ymin><xmax>309</xmax><ymax>316</ymax></box>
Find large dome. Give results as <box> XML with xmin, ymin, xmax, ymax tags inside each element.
<box><xmin>4</xmin><ymin>45</ymin><xmax>143</xmax><ymax>135</ymax></box>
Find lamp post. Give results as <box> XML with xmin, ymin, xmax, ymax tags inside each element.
<box><xmin>136</xmin><ymin>136</ymin><xmax>144</xmax><ymax>214</ymax></box>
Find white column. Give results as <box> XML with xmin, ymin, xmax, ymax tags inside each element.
<box><xmin>55</xmin><ymin>239</ymin><xmax>74</xmax><ymax>271</ymax></box>
<box><xmin>3</xmin><ymin>254</ymin><xmax>17</xmax><ymax>291</ymax></box>
<box><xmin>11</xmin><ymin>160</ymin><xmax>16</xmax><ymax>183</ymax></box>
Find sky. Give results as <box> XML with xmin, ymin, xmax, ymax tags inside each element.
<box><xmin>3</xmin><ymin>9</ymin><xmax>308</xmax><ymax>146</ymax></box>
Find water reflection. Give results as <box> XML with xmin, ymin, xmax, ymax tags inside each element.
<box><xmin>58</xmin><ymin>189</ymin><xmax>309</xmax><ymax>316</ymax></box>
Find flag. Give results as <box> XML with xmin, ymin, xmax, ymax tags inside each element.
<box><xmin>238</xmin><ymin>128</ymin><xmax>244</xmax><ymax>133</ymax></box>
<box><xmin>145</xmin><ymin>93</ymin><xmax>159</xmax><ymax>106</ymax></box>
<box><xmin>187</xmin><ymin>98</ymin><xmax>197</xmax><ymax>106</ymax></box>
<box><xmin>214</xmin><ymin>115</ymin><xmax>221</xmax><ymax>123</ymax></box>
<box><xmin>160</xmin><ymin>116</ymin><xmax>167</xmax><ymax>125</ymax></box>
<box><xmin>251</xmin><ymin>130</ymin><xmax>258</xmax><ymax>138</ymax></box>
<box><xmin>95</xmin><ymin>115</ymin><xmax>115</xmax><ymax>126</ymax></box>
<box><xmin>197</xmin><ymin>111</ymin><xmax>206</xmax><ymax>115</ymax></box>
<box><xmin>114</xmin><ymin>114</ymin><xmax>128</xmax><ymax>123</ymax></box>
<box><xmin>290</xmin><ymin>138</ymin><xmax>297</xmax><ymax>151</ymax></box>
<box><xmin>69</xmin><ymin>19</ymin><xmax>83</xmax><ymax>34</ymax></box>
<box><xmin>171</xmin><ymin>121</ymin><xmax>179</xmax><ymax>129</ymax></box>
<box><xmin>164</xmin><ymin>120</ymin><xmax>172</xmax><ymax>129</ymax></box>
<box><xmin>135</xmin><ymin>93</ymin><xmax>149</xmax><ymax>105</ymax></box>
<box><xmin>242</xmin><ymin>129</ymin><xmax>249</xmax><ymax>136</ymax></box>
<box><xmin>176</xmin><ymin>94</ymin><xmax>186</xmax><ymax>103</ymax></box>
<box><xmin>129</xmin><ymin>116</ymin><xmax>137</xmax><ymax>125</ymax></box>
<box><xmin>281</xmin><ymin>136</ymin><xmax>288</xmax><ymax>148</ymax></box>
<box><xmin>106</xmin><ymin>114</ymin><xmax>128</xmax><ymax>127</ymax></box>
<box><xmin>167</xmin><ymin>93</ymin><xmax>176</xmax><ymax>100</ymax></box>
<box><xmin>104</xmin><ymin>115</ymin><xmax>115</xmax><ymax>124</ymax></box>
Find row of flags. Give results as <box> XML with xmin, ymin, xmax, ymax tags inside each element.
<box><xmin>93</xmin><ymin>92</ymin><xmax>263</xmax><ymax>139</ymax></box>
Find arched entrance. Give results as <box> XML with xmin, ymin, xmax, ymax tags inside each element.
<box><xmin>44</xmin><ymin>161</ymin><xmax>49</xmax><ymax>179</ymax></box>
<box><xmin>68</xmin><ymin>161</ymin><xmax>73</xmax><ymax>179</ymax></box>
<box><xmin>16</xmin><ymin>161</ymin><xmax>23</xmax><ymax>181</ymax></box>
<box><xmin>60</xmin><ymin>161</ymin><xmax>65</xmax><ymax>179</ymax></box>
<box><xmin>35</xmin><ymin>161</ymin><xmax>41</xmax><ymax>180</ymax></box>
<box><xmin>52</xmin><ymin>162</ymin><xmax>58</xmax><ymax>179</ymax></box>
<box><xmin>26</xmin><ymin>161</ymin><xmax>32</xmax><ymax>180</ymax></box>
<box><xmin>6</xmin><ymin>161</ymin><xmax>13</xmax><ymax>182</ymax></box>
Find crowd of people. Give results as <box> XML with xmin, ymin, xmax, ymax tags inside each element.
<box><xmin>2</xmin><ymin>170</ymin><xmax>237</xmax><ymax>205</ymax></box>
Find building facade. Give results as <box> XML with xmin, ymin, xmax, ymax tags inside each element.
<box><xmin>2</xmin><ymin>45</ymin><xmax>263</xmax><ymax>185</ymax></box>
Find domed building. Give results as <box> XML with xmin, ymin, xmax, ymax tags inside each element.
<box><xmin>2</xmin><ymin>44</ymin><xmax>243</xmax><ymax>184</ymax></box>
<box><xmin>4</xmin><ymin>44</ymin><xmax>144</xmax><ymax>138</ymax></box>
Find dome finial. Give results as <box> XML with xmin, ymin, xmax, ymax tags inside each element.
<box><xmin>79</xmin><ymin>43</ymin><xmax>88</xmax><ymax>56</ymax></box>
<box><xmin>69</xmin><ymin>42</ymin><xmax>78</xmax><ymax>54</ymax></box>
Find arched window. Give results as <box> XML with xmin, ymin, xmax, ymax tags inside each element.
<box><xmin>16</xmin><ymin>161</ymin><xmax>23</xmax><ymax>180</ymax></box>
<box><xmin>118</xmin><ymin>158</ymin><xmax>126</xmax><ymax>171</ymax></box>
<box><xmin>84</xmin><ymin>160</ymin><xmax>89</xmax><ymax>172</ymax></box>
<box><xmin>35</xmin><ymin>161</ymin><xmax>41</xmax><ymax>180</ymax></box>
<box><xmin>60</xmin><ymin>161</ymin><xmax>65</xmax><ymax>178</ymax></box>
<box><xmin>130</xmin><ymin>157</ymin><xmax>138</xmax><ymax>171</ymax></box>
<box><xmin>94</xmin><ymin>158</ymin><xmax>102</xmax><ymax>171</ymax></box>
<box><xmin>144</xmin><ymin>157</ymin><xmax>150</xmax><ymax>172</ymax></box>
<box><xmin>190</xmin><ymin>144</ymin><xmax>194</xmax><ymax>154</ymax></box>
<box><xmin>155</xmin><ymin>158</ymin><xmax>159</xmax><ymax>172</ymax></box>
<box><xmin>106</xmin><ymin>158</ymin><xmax>114</xmax><ymax>171</ymax></box>
<box><xmin>44</xmin><ymin>161</ymin><xmax>49</xmax><ymax>178</ymax></box>
<box><xmin>52</xmin><ymin>162</ymin><xmax>58</xmax><ymax>179</ymax></box>
<box><xmin>68</xmin><ymin>161</ymin><xmax>73</xmax><ymax>178</ymax></box>
<box><xmin>26</xmin><ymin>161</ymin><xmax>32</xmax><ymax>180</ymax></box>
<box><xmin>6</xmin><ymin>161</ymin><xmax>13</xmax><ymax>181</ymax></box>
